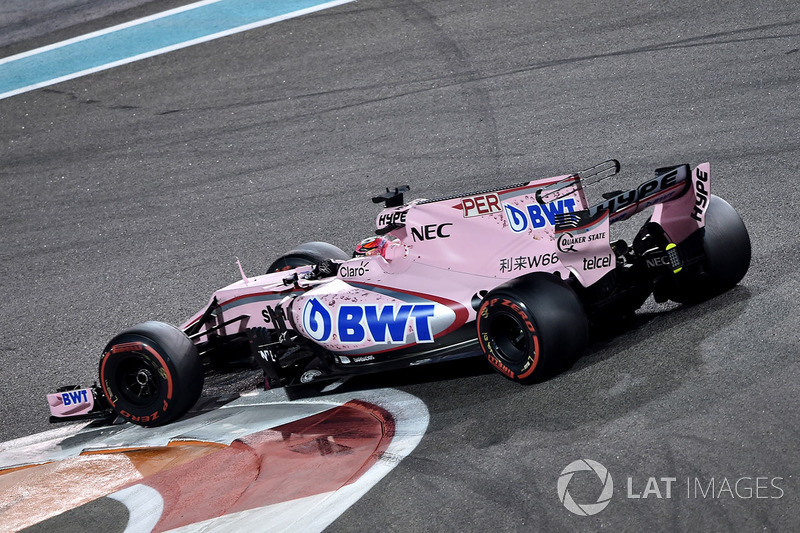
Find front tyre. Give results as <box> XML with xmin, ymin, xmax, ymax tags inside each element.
<box><xmin>99</xmin><ymin>321</ymin><xmax>203</xmax><ymax>427</ymax></box>
<box><xmin>266</xmin><ymin>241</ymin><xmax>350</xmax><ymax>273</ymax></box>
<box><xmin>477</xmin><ymin>273</ymin><xmax>588</xmax><ymax>383</ymax></box>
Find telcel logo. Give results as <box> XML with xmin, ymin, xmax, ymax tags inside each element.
<box><xmin>302</xmin><ymin>298</ymin><xmax>437</xmax><ymax>344</ymax></box>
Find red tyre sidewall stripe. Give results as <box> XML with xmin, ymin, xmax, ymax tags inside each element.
<box><xmin>476</xmin><ymin>298</ymin><xmax>492</xmax><ymax>354</ymax></box>
<box><xmin>100</xmin><ymin>342</ymin><xmax>174</xmax><ymax>407</ymax></box>
<box><xmin>99</xmin><ymin>351</ymin><xmax>115</xmax><ymax>408</ymax></box>
<box><xmin>142</xmin><ymin>344</ymin><xmax>174</xmax><ymax>400</ymax></box>
<box><xmin>477</xmin><ymin>297</ymin><xmax>540</xmax><ymax>379</ymax></box>
<box><xmin>516</xmin><ymin>333</ymin><xmax>539</xmax><ymax>379</ymax></box>
<box><xmin>514</xmin><ymin>302</ymin><xmax>539</xmax><ymax>379</ymax></box>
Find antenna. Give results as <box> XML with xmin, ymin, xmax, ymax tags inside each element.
<box><xmin>236</xmin><ymin>257</ymin><xmax>249</xmax><ymax>285</ymax></box>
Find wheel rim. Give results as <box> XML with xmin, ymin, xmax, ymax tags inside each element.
<box><xmin>490</xmin><ymin>312</ymin><xmax>529</xmax><ymax>366</ymax></box>
<box><xmin>116</xmin><ymin>353</ymin><xmax>161</xmax><ymax>406</ymax></box>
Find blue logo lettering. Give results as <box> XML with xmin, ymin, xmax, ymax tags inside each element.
<box><xmin>526</xmin><ymin>204</ymin><xmax>547</xmax><ymax>228</ymax></box>
<box><xmin>61</xmin><ymin>389</ymin><xmax>89</xmax><ymax>406</ymax></box>
<box><xmin>365</xmin><ymin>304</ymin><xmax>413</xmax><ymax>343</ymax></box>
<box><xmin>302</xmin><ymin>299</ymin><xmax>437</xmax><ymax>344</ymax></box>
<box><xmin>338</xmin><ymin>306</ymin><xmax>366</xmax><ymax>342</ymax></box>
<box><xmin>542</xmin><ymin>198</ymin><xmax>576</xmax><ymax>226</ymax></box>
<box><xmin>504</xmin><ymin>204</ymin><xmax>528</xmax><ymax>233</ymax></box>
<box><xmin>302</xmin><ymin>298</ymin><xmax>332</xmax><ymax>342</ymax></box>
<box><xmin>410</xmin><ymin>305</ymin><xmax>436</xmax><ymax>342</ymax></box>
<box><xmin>505</xmin><ymin>198</ymin><xmax>577</xmax><ymax>231</ymax></box>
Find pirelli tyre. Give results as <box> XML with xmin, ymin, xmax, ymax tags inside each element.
<box><xmin>477</xmin><ymin>273</ymin><xmax>588</xmax><ymax>384</ymax></box>
<box><xmin>668</xmin><ymin>195</ymin><xmax>751</xmax><ymax>304</ymax></box>
<box><xmin>266</xmin><ymin>241</ymin><xmax>350</xmax><ymax>273</ymax></box>
<box><xmin>99</xmin><ymin>321</ymin><xmax>203</xmax><ymax>427</ymax></box>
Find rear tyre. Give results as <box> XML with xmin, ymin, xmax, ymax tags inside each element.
<box><xmin>477</xmin><ymin>273</ymin><xmax>588</xmax><ymax>383</ymax></box>
<box><xmin>668</xmin><ymin>195</ymin><xmax>751</xmax><ymax>303</ymax></box>
<box><xmin>99</xmin><ymin>321</ymin><xmax>203</xmax><ymax>427</ymax></box>
<box><xmin>266</xmin><ymin>241</ymin><xmax>350</xmax><ymax>273</ymax></box>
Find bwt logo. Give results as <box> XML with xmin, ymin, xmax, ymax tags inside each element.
<box><xmin>504</xmin><ymin>198</ymin><xmax>577</xmax><ymax>233</ymax></box>
<box><xmin>557</xmin><ymin>459</ymin><xmax>614</xmax><ymax>516</ymax></box>
<box><xmin>302</xmin><ymin>298</ymin><xmax>437</xmax><ymax>344</ymax></box>
<box><xmin>61</xmin><ymin>389</ymin><xmax>90</xmax><ymax>406</ymax></box>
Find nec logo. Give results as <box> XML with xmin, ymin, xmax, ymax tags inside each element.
<box><xmin>504</xmin><ymin>198</ymin><xmax>577</xmax><ymax>232</ymax></box>
<box><xmin>302</xmin><ymin>298</ymin><xmax>436</xmax><ymax>344</ymax></box>
<box><xmin>62</xmin><ymin>389</ymin><xmax>90</xmax><ymax>406</ymax></box>
<box><xmin>461</xmin><ymin>193</ymin><xmax>501</xmax><ymax>218</ymax></box>
<box><xmin>411</xmin><ymin>223</ymin><xmax>452</xmax><ymax>242</ymax></box>
<box><xmin>646</xmin><ymin>256</ymin><xmax>670</xmax><ymax>268</ymax></box>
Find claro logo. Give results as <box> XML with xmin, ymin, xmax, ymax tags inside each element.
<box><xmin>302</xmin><ymin>298</ymin><xmax>437</xmax><ymax>344</ymax></box>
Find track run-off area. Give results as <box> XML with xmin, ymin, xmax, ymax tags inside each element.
<box><xmin>1</xmin><ymin>0</ymin><xmax>798</xmax><ymax>531</ymax></box>
<box><xmin>0</xmin><ymin>388</ymin><xmax>428</xmax><ymax>532</ymax></box>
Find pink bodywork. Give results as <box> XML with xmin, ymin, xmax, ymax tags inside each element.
<box><xmin>181</xmin><ymin>164</ymin><xmax>711</xmax><ymax>357</ymax></box>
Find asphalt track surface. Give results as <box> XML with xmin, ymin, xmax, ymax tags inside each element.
<box><xmin>1</xmin><ymin>0</ymin><xmax>798</xmax><ymax>531</ymax></box>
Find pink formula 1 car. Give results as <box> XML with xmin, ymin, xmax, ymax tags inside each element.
<box><xmin>47</xmin><ymin>160</ymin><xmax>750</xmax><ymax>426</ymax></box>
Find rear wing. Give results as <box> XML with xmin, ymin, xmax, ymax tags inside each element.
<box><xmin>537</xmin><ymin>159</ymin><xmax>621</xmax><ymax>204</ymax></box>
<box><xmin>549</xmin><ymin>161</ymin><xmax>711</xmax><ymax>244</ymax></box>
<box><xmin>542</xmin><ymin>161</ymin><xmax>693</xmax><ymax>224</ymax></box>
